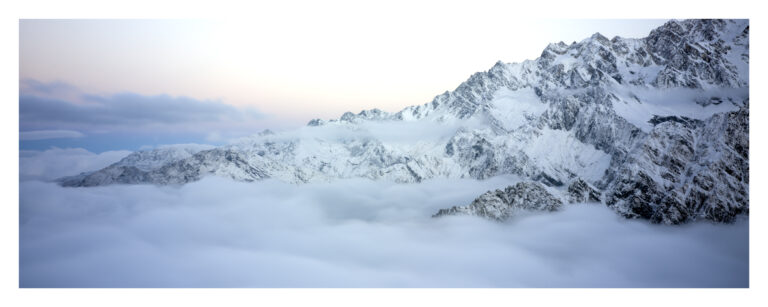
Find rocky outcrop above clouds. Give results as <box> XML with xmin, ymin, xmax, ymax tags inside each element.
<box><xmin>60</xmin><ymin>20</ymin><xmax>749</xmax><ymax>224</ymax></box>
<box><xmin>432</xmin><ymin>182</ymin><xmax>563</xmax><ymax>221</ymax></box>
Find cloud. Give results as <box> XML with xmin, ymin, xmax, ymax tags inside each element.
<box><xmin>19</xmin><ymin>149</ymin><xmax>749</xmax><ymax>287</ymax></box>
<box><xmin>19</xmin><ymin>80</ymin><xmax>266</xmax><ymax>134</ymax></box>
<box><xmin>19</xmin><ymin>79</ymin><xmax>82</xmax><ymax>102</ymax></box>
<box><xmin>20</xmin><ymin>129</ymin><xmax>85</xmax><ymax>140</ymax></box>
<box><xmin>205</xmin><ymin>131</ymin><xmax>224</xmax><ymax>143</ymax></box>
<box><xmin>20</xmin><ymin>148</ymin><xmax>131</xmax><ymax>181</ymax></box>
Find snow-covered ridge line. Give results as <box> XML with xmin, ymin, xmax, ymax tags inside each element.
<box><xmin>58</xmin><ymin>19</ymin><xmax>748</xmax><ymax>224</ymax></box>
<box><xmin>308</xmin><ymin>19</ymin><xmax>748</xmax><ymax>126</ymax></box>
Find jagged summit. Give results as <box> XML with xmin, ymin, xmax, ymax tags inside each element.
<box><xmin>307</xmin><ymin>19</ymin><xmax>746</xmax><ymax>127</ymax></box>
<box><xmin>60</xmin><ymin>19</ymin><xmax>749</xmax><ymax>224</ymax></box>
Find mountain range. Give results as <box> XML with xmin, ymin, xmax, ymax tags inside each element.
<box><xmin>59</xmin><ymin>19</ymin><xmax>749</xmax><ymax>225</ymax></box>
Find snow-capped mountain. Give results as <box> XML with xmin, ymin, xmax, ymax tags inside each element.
<box><xmin>59</xmin><ymin>19</ymin><xmax>749</xmax><ymax>224</ymax></box>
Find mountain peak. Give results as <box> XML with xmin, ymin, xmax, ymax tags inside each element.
<box><xmin>60</xmin><ymin>20</ymin><xmax>750</xmax><ymax>225</ymax></box>
<box><xmin>589</xmin><ymin>32</ymin><xmax>610</xmax><ymax>44</ymax></box>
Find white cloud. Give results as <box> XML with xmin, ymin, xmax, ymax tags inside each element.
<box><xmin>20</xmin><ymin>129</ymin><xmax>85</xmax><ymax>140</ymax></box>
<box><xmin>19</xmin><ymin>170</ymin><xmax>748</xmax><ymax>287</ymax></box>
<box><xmin>20</xmin><ymin>148</ymin><xmax>131</xmax><ymax>181</ymax></box>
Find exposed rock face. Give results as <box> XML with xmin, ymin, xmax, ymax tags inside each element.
<box><xmin>432</xmin><ymin>182</ymin><xmax>564</xmax><ymax>221</ymax></box>
<box><xmin>646</xmin><ymin>19</ymin><xmax>747</xmax><ymax>88</ymax></box>
<box><xmin>58</xmin><ymin>20</ymin><xmax>749</xmax><ymax>224</ymax></box>
<box><xmin>433</xmin><ymin>178</ymin><xmax>602</xmax><ymax>222</ymax></box>
<box><xmin>605</xmin><ymin>105</ymin><xmax>749</xmax><ymax>224</ymax></box>
<box><xmin>568</xmin><ymin>179</ymin><xmax>602</xmax><ymax>203</ymax></box>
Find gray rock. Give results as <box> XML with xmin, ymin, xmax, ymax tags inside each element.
<box><xmin>433</xmin><ymin>182</ymin><xmax>563</xmax><ymax>221</ymax></box>
<box><xmin>568</xmin><ymin>179</ymin><xmax>601</xmax><ymax>203</ymax></box>
<box><xmin>605</xmin><ymin>105</ymin><xmax>749</xmax><ymax>224</ymax></box>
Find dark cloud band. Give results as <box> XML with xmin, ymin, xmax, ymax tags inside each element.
<box><xmin>19</xmin><ymin>80</ymin><xmax>265</xmax><ymax>133</ymax></box>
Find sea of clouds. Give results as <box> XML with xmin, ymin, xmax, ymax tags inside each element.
<box><xmin>19</xmin><ymin>148</ymin><xmax>749</xmax><ymax>287</ymax></box>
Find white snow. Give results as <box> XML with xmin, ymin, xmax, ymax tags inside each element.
<box><xmin>524</xmin><ymin>128</ymin><xmax>612</xmax><ymax>183</ymax></box>
<box><xmin>489</xmin><ymin>87</ymin><xmax>548</xmax><ymax>131</ymax></box>
<box><xmin>611</xmin><ymin>86</ymin><xmax>747</xmax><ymax>132</ymax></box>
<box><xmin>551</xmin><ymin>53</ymin><xmax>579</xmax><ymax>71</ymax></box>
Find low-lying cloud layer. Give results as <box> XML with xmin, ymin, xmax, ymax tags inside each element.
<box><xmin>19</xmin><ymin>149</ymin><xmax>749</xmax><ymax>288</ymax></box>
<box><xmin>20</xmin><ymin>148</ymin><xmax>131</xmax><ymax>181</ymax></box>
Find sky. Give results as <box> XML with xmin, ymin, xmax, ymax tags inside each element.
<box><xmin>19</xmin><ymin>19</ymin><xmax>668</xmax><ymax>152</ymax></box>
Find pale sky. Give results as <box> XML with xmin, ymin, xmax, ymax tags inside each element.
<box><xmin>19</xmin><ymin>18</ymin><xmax>668</xmax><ymax>151</ymax></box>
<box><xmin>20</xmin><ymin>19</ymin><xmax>667</xmax><ymax>122</ymax></box>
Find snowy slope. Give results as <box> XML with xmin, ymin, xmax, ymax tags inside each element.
<box><xmin>59</xmin><ymin>19</ymin><xmax>749</xmax><ymax>224</ymax></box>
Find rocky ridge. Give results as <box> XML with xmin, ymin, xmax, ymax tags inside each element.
<box><xmin>58</xmin><ymin>19</ymin><xmax>749</xmax><ymax>224</ymax></box>
<box><xmin>433</xmin><ymin>181</ymin><xmax>564</xmax><ymax>221</ymax></box>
